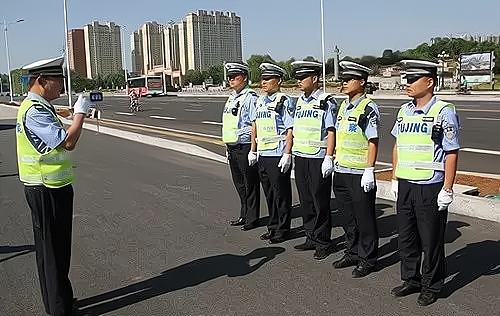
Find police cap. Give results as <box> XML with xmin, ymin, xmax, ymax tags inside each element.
<box><xmin>291</xmin><ymin>60</ymin><xmax>322</xmax><ymax>79</ymax></box>
<box><xmin>22</xmin><ymin>56</ymin><xmax>65</xmax><ymax>77</ymax></box>
<box><xmin>259</xmin><ymin>62</ymin><xmax>286</xmax><ymax>79</ymax></box>
<box><xmin>339</xmin><ymin>61</ymin><xmax>371</xmax><ymax>81</ymax></box>
<box><xmin>400</xmin><ymin>59</ymin><xmax>439</xmax><ymax>81</ymax></box>
<box><xmin>225</xmin><ymin>62</ymin><xmax>249</xmax><ymax>76</ymax></box>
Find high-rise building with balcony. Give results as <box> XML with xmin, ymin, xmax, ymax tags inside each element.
<box><xmin>67</xmin><ymin>29</ymin><xmax>87</xmax><ymax>77</ymax></box>
<box><xmin>183</xmin><ymin>10</ymin><xmax>242</xmax><ymax>73</ymax></box>
<box><xmin>131</xmin><ymin>31</ymin><xmax>143</xmax><ymax>75</ymax></box>
<box><xmin>83</xmin><ymin>21</ymin><xmax>123</xmax><ymax>79</ymax></box>
<box><xmin>139</xmin><ymin>22</ymin><xmax>164</xmax><ymax>74</ymax></box>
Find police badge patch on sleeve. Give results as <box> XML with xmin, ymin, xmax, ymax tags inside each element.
<box><xmin>445</xmin><ymin>126</ymin><xmax>455</xmax><ymax>139</ymax></box>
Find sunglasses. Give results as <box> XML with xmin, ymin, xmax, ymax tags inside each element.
<box><xmin>341</xmin><ymin>75</ymin><xmax>362</xmax><ymax>83</ymax></box>
<box><xmin>406</xmin><ymin>76</ymin><xmax>424</xmax><ymax>84</ymax></box>
<box><xmin>227</xmin><ymin>74</ymin><xmax>243</xmax><ymax>80</ymax></box>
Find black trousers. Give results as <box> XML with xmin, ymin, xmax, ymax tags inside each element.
<box><xmin>294</xmin><ymin>156</ymin><xmax>332</xmax><ymax>248</ymax></box>
<box><xmin>333</xmin><ymin>172</ymin><xmax>378</xmax><ymax>267</ymax></box>
<box><xmin>24</xmin><ymin>184</ymin><xmax>74</xmax><ymax>316</ymax></box>
<box><xmin>227</xmin><ymin>144</ymin><xmax>260</xmax><ymax>224</ymax></box>
<box><xmin>258</xmin><ymin>156</ymin><xmax>292</xmax><ymax>238</ymax></box>
<box><xmin>397</xmin><ymin>180</ymin><xmax>447</xmax><ymax>293</ymax></box>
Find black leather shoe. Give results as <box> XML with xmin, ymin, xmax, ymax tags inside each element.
<box><xmin>332</xmin><ymin>255</ymin><xmax>358</xmax><ymax>269</ymax></box>
<box><xmin>230</xmin><ymin>217</ymin><xmax>246</xmax><ymax>226</ymax></box>
<box><xmin>313</xmin><ymin>247</ymin><xmax>333</xmax><ymax>260</ymax></box>
<box><xmin>269</xmin><ymin>236</ymin><xmax>287</xmax><ymax>244</ymax></box>
<box><xmin>241</xmin><ymin>222</ymin><xmax>258</xmax><ymax>231</ymax></box>
<box><xmin>352</xmin><ymin>264</ymin><xmax>375</xmax><ymax>278</ymax></box>
<box><xmin>391</xmin><ymin>282</ymin><xmax>421</xmax><ymax>297</ymax></box>
<box><xmin>294</xmin><ymin>241</ymin><xmax>315</xmax><ymax>251</ymax></box>
<box><xmin>417</xmin><ymin>291</ymin><xmax>437</xmax><ymax>306</ymax></box>
<box><xmin>260</xmin><ymin>232</ymin><xmax>273</xmax><ymax>240</ymax></box>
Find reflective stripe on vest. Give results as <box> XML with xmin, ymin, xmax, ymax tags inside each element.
<box><xmin>334</xmin><ymin>98</ymin><xmax>372</xmax><ymax>169</ymax></box>
<box><xmin>255</xmin><ymin>93</ymin><xmax>287</xmax><ymax>151</ymax></box>
<box><xmin>16</xmin><ymin>99</ymin><xmax>74</xmax><ymax>188</ymax></box>
<box><xmin>395</xmin><ymin>100</ymin><xmax>454</xmax><ymax>180</ymax></box>
<box><xmin>222</xmin><ymin>89</ymin><xmax>255</xmax><ymax>143</ymax></box>
<box><xmin>292</xmin><ymin>93</ymin><xmax>331</xmax><ymax>155</ymax></box>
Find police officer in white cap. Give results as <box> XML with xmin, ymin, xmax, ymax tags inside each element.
<box><xmin>390</xmin><ymin>60</ymin><xmax>460</xmax><ymax>306</ymax></box>
<box><xmin>249</xmin><ymin>62</ymin><xmax>295</xmax><ymax>243</ymax></box>
<box><xmin>290</xmin><ymin>60</ymin><xmax>338</xmax><ymax>260</ymax></box>
<box><xmin>222</xmin><ymin>62</ymin><xmax>261</xmax><ymax>230</ymax></box>
<box><xmin>16</xmin><ymin>56</ymin><xmax>92</xmax><ymax>315</ymax></box>
<box><xmin>332</xmin><ymin>61</ymin><xmax>380</xmax><ymax>278</ymax></box>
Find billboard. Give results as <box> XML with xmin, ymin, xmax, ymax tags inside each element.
<box><xmin>459</xmin><ymin>52</ymin><xmax>494</xmax><ymax>76</ymax></box>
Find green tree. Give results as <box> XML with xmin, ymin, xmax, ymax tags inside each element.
<box><xmin>206</xmin><ymin>65</ymin><xmax>224</xmax><ymax>85</ymax></box>
<box><xmin>246</xmin><ymin>54</ymin><xmax>275</xmax><ymax>83</ymax></box>
<box><xmin>10</xmin><ymin>68</ymin><xmax>27</xmax><ymax>95</ymax></box>
<box><xmin>184</xmin><ymin>69</ymin><xmax>205</xmax><ymax>85</ymax></box>
<box><xmin>70</xmin><ymin>71</ymin><xmax>87</xmax><ymax>93</ymax></box>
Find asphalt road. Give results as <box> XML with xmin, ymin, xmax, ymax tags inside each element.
<box><xmin>1</xmin><ymin>116</ymin><xmax>500</xmax><ymax>315</ymax></box>
<box><xmin>41</xmin><ymin>94</ymin><xmax>500</xmax><ymax>175</ymax></box>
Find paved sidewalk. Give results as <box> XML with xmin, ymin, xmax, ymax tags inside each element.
<box><xmin>1</xmin><ymin>117</ymin><xmax>500</xmax><ymax>315</ymax></box>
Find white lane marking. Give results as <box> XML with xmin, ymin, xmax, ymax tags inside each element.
<box><xmin>101</xmin><ymin>118</ymin><xmax>221</xmax><ymax>139</ymax></box>
<box><xmin>202</xmin><ymin>121</ymin><xmax>223</xmax><ymax>126</ymax></box>
<box><xmin>184</xmin><ymin>108</ymin><xmax>203</xmax><ymax>112</ymax></box>
<box><xmin>115</xmin><ymin>112</ymin><xmax>134</xmax><ymax>116</ymax></box>
<box><xmin>466</xmin><ymin>117</ymin><xmax>500</xmax><ymax>121</ymax></box>
<box><xmin>150</xmin><ymin>115</ymin><xmax>176</xmax><ymax>120</ymax></box>
<box><xmin>461</xmin><ymin>148</ymin><xmax>500</xmax><ymax>156</ymax></box>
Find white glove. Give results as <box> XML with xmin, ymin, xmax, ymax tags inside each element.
<box><xmin>391</xmin><ymin>179</ymin><xmax>398</xmax><ymax>200</ymax></box>
<box><xmin>437</xmin><ymin>188</ymin><xmax>454</xmax><ymax>211</ymax></box>
<box><xmin>73</xmin><ymin>94</ymin><xmax>92</xmax><ymax>115</ymax></box>
<box><xmin>247</xmin><ymin>150</ymin><xmax>258</xmax><ymax>166</ymax></box>
<box><xmin>321</xmin><ymin>155</ymin><xmax>334</xmax><ymax>178</ymax></box>
<box><xmin>361</xmin><ymin>167</ymin><xmax>375</xmax><ymax>193</ymax></box>
<box><xmin>277</xmin><ymin>153</ymin><xmax>292</xmax><ymax>173</ymax></box>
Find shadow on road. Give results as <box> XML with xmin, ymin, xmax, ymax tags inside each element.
<box><xmin>0</xmin><ymin>173</ymin><xmax>18</xmax><ymax>178</ymax></box>
<box><xmin>0</xmin><ymin>124</ymin><xmax>15</xmax><ymax>131</ymax></box>
<box><xmin>441</xmin><ymin>239</ymin><xmax>500</xmax><ymax>298</ymax></box>
<box><xmin>0</xmin><ymin>245</ymin><xmax>35</xmax><ymax>264</ymax></box>
<box><xmin>77</xmin><ymin>247</ymin><xmax>285</xmax><ymax>315</ymax></box>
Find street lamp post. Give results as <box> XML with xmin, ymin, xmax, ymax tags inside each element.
<box><xmin>63</xmin><ymin>0</ymin><xmax>72</xmax><ymax>106</ymax></box>
<box><xmin>437</xmin><ymin>50</ymin><xmax>449</xmax><ymax>90</ymax></box>
<box><xmin>3</xmin><ymin>18</ymin><xmax>24</xmax><ymax>102</ymax></box>
<box><xmin>320</xmin><ymin>0</ymin><xmax>326</xmax><ymax>92</ymax></box>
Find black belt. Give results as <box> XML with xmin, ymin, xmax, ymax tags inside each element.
<box><xmin>227</xmin><ymin>143</ymin><xmax>251</xmax><ymax>150</ymax></box>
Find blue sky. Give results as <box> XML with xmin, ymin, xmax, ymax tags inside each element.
<box><xmin>1</xmin><ymin>0</ymin><xmax>500</xmax><ymax>73</ymax></box>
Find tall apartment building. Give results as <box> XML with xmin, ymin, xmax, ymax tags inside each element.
<box><xmin>131</xmin><ymin>31</ymin><xmax>143</xmax><ymax>75</ymax></box>
<box><xmin>83</xmin><ymin>21</ymin><xmax>123</xmax><ymax>79</ymax></box>
<box><xmin>183</xmin><ymin>10</ymin><xmax>242</xmax><ymax>73</ymax></box>
<box><xmin>67</xmin><ymin>29</ymin><xmax>87</xmax><ymax>77</ymax></box>
<box><xmin>139</xmin><ymin>22</ymin><xmax>164</xmax><ymax>74</ymax></box>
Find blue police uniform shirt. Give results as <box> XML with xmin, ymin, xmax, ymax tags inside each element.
<box><xmin>293</xmin><ymin>88</ymin><xmax>337</xmax><ymax>159</ymax></box>
<box><xmin>24</xmin><ymin>92</ymin><xmax>67</xmax><ymax>154</ymax></box>
<box><xmin>227</xmin><ymin>86</ymin><xmax>257</xmax><ymax>144</ymax></box>
<box><xmin>334</xmin><ymin>94</ymin><xmax>380</xmax><ymax>175</ymax></box>
<box><xmin>256</xmin><ymin>92</ymin><xmax>295</xmax><ymax>157</ymax></box>
<box><xmin>391</xmin><ymin>96</ymin><xmax>460</xmax><ymax>184</ymax></box>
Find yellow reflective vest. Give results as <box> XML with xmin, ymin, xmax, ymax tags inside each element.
<box><xmin>292</xmin><ymin>93</ymin><xmax>332</xmax><ymax>155</ymax></box>
<box><xmin>222</xmin><ymin>89</ymin><xmax>256</xmax><ymax>144</ymax></box>
<box><xmin>395</xmin><ymin>100</ymin><xmax>454</xmax><ymax>180</ymax></box>
<box><xmin>335</xmin><ymin>98</ymin><xmax>372</xmax><ymax>169</ymax></box>
<box><xmin>255</xmin><ymin>93</ymin><xmax>287</xmax><ymax>151</ymax></box>
<box><xmin>16</xmin><ymin>98</ymin><xmax>74</xmax><ymax>188</ymax></box>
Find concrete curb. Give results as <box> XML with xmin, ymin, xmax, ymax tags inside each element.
<box><xmin>59</xmin><ymin>117</ymin><xmax>227</xmax><ymax>164</ymax></box>
<box><xmin>376</xmin><ymin>180</ymin><xmax>500</xmax><ymax>223</ymax></box>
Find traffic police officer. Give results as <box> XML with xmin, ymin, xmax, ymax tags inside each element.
<box><xmin>222</xmin><ymin>62</ymin><xmax>261</xmax><ymax>230</ymax></box>
<box><xmin>249</xmin><ymin>62</ymin><xmax>295</xmax><ymax>243</ymax></box>
<box><xmin>16</xmin><ymin>56</ymin><xmax>91</xmax><ymax>316</ymax></box>
<box><xmin>332</xmin><ymin>61</ymin><xmax>380</xmax><ymax>278</ymax></box>
<box><xmin>391</xmin><ymin>60</ymin><xmax>460</xmax><ymax>306</ymax></box>
<box><xmin>291</xmin><ymin>60</ymin><xmax>338</xmax><ymax>260</ymax></box>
